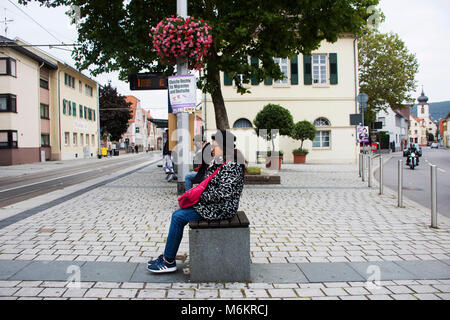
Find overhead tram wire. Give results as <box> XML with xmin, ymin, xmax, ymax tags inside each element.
<box><xmin>7</xmin><ymin>0</ymin><xmax>66</xmax><ymax>45</ymax></box>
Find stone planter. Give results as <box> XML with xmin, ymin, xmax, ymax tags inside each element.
<box><xmin>244</xmin><ymin>175</ymin><xmax>281</xmax><ymax>185</ymax></box>
<box><xmin>293</xmin><ymin>154</ymin><xmax>307</xmax><ymax>164</ymax></box>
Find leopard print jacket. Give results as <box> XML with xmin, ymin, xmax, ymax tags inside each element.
<box><xmin>193</xmin><ymin>157</ymin><xmax>244</xmax><ymax>220</ymax></box>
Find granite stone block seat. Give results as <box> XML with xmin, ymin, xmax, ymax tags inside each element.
<box><xmin>188</xmin><ymin>211</ymin><xmax>250</xmax><ymax>282</ymax></box>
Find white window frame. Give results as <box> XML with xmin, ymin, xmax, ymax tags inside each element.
<box><xmin>313</xmin><ymin>130</ymin><xmax>331</xmax><ymax>149</ymax></box>
<box><xmin>312</xmin><ymin>54</ymin><xmax>328</xmax><ymax>86</ymax></box>
<box><xmin>273</xmin><ymin>57</ymin><xmax>289</xmax><ymax>86</ymax></box>
<box><xmin>73</xmin><ymin>132</ymin><xmax>78</xmax><ymax>145</ymax></box>
<box><xmin>64</xmin><ymin>132</ymin><xmax>70</xmax><ymax>145</ymax></box>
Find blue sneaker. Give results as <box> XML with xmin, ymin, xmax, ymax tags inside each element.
<box><xmin>147</xmin><ymin>255</ymin><xmax>177</xmax><ymax>273</ymax></box>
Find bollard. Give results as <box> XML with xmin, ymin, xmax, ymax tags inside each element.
<box><xmin>431</xmin><ymin>165</ymin><xmax>438</xmax><ymax>228</ymax></box>
<box><xmin>379</xmin><ymin>156</ymin><xmax>383</xmax><ymax>195</ymax></box>
<box><xmin>368</xmin><ymin>155</ymin><xmax>372</xmax><ymax>188</ymax></box>
<box><xmin>398</xmin><ymin>160</ymin><xmax>403</xmax><ymax>207</ymax></box>
<box><xmin>361</xmin><ymin>154</ymin><xmax>365</xmax><ymax>182</ymax></box>
<box><xmin>359</xmin><ymin>154</ymin><xmax>362</xmax><ymax>177</ymax></box>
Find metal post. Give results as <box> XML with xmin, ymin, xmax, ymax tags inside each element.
<box><xmin>379</xmin><ymin>155</ymin><xmax>383</xmax><ymax>195</ymax></box>
<box><xmin>176</xmin><ymin>0</ymin><xmax>189</xmax><ymax>195</ymax></box>
<box><xmin>431</xmin><ymin>165</ymin><xmax>438</xmax><ymax>228</ymax></box>
<box><xmin>361</xmin><ymin>154</ymin><xmax>365</xmax><ymax>182</ymax></box>
<box><xmin>368</xmin><ymin>155</ymin><xmax>372</xmax><ymax>188</ymax></box>
<box><xmin>359</xmin><ymin>153</ymin><xmax>362</xmax><ymax>177</ymax></box>
<box><xmin>398</xmin><ymin>160</ymin><xmax>403</xmax><ymax>207</ymax></box>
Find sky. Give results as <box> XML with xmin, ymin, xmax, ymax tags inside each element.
<box><xmin>1</xmin><ymin>0</ymin><xmax>449</xmax><ymax>119</ymax></box>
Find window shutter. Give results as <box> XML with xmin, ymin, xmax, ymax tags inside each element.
<box><xmin>329</xmin><ymin>53</ymin><xmax>338</xmax><ymax>85</ymax></box>
<box><xmin>290</xmin><ymin>55</ymin><xmax>298</xmax><ymax>85</ymax></box>
<box><xmin>72</xmin><ymin>102</ymin><xmax>76</xmax><ymax>116</ymax></box>
<box><xmin>264</xmin><ymin>77</ymin><xmax>273</xmax><ymax>85</ymax></box>
<box><xmin>224</xmin><ymin>73</ymin><xmax>232</xmax><ymax>86</ymax></box>
<box><xmin>68</xmin><ymin>100</ymin><xmax>72</xmax><ymax>115</ymax></box>
<box><xmin>303</xmin><ymin>56</ymin><xmax>312</xmax><ymax>85</ymax></box>
<box><xmin>250</xmin><ymin>57</ymin><xmax>259</xmax><ymax>85</ymax></box>
<box><xmin>62</xmin><ymin>99</ymin><xmax>66</xmax><ymax>114</ymax></box>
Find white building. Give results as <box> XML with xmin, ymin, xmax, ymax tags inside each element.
<box><xmin>414</xmin><ymin>89</ymin><xmax>437</xmax><ymax>144</ymax></box>
<box><xmin>376</xmin><ymin>106</ymin><xmax>409</xmax><ymax>151</ymax></box>
<box><xmin>204</xmin><ymin>36</ymin><xmax>360</xmax><ymax>164</ymax></box>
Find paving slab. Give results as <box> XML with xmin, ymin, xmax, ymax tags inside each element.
<box><xmin>80</xmin><ymin>261</ymin><xmax>138</xmax><ymax>283</ymax></box>
<box><xmin>298</xmin><ymin>262</ymin><xmax>365</xmax><ymax>283</ymax></box>
<box><xmin>9</xmin><ymin>261</ymin><xmax>85</xmax><ymax>281</ymax></box>
<box><xmin>347</xmin><ymin>261</ymin><xmax>418</xmax><ymax>281</ymax></box>
<box><xmin>0</xmin><ymin>260</ymin><xmax>33</xmax><ymax>280</ymax></box>
<box><xmin>251</xmin><ymin>263</ymin><xmax>308</xmax><ymax>283</ymax></box>
<box><xmin>394</xmin><ymin>260</ymin><xmax>450</xmax><ymax>280</ymax></box>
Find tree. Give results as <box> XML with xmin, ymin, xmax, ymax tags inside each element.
<box><xmin>21</xmin><ymin>0</ymin><xmax>379</xmax><ymax>129</ymax></box>
<box><xmin>359</xmin><ymin>30</ymin><xmax>419</xmax><ymax>126</ymax></box>
<box><xmin>99</xmin><ymin>83</ymin><xmax>132</xmax><ymax>141</ymax></box>
<box><xmin>253</xmin><ymin>104</ymin><xmax>293</xmax><ymax>153</ymax></box>
<box><xmin>290</xmin><ymin>120</ymin><xmax>316</xmax><ymax>153</ymax></box>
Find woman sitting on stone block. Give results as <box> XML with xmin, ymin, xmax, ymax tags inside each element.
<box><xmin>147</xmin><ymin>129</ymin><xmax>246</xmax><ymax>273</ymax></box>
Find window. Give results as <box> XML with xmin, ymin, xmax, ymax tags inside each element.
<box><xmin>135</xmin><ymin>126</ymin><xmax>140</xmax><ymax>133</ymax></box>
<box><xmin>86</xmin><ymin>134</ymin><xmax>89</xmax><ymax>145</ymax></box>
<box><xmin>88</xmin><ymin>108</ymin><xmax>92</xmax><ymax>120</ymax></box>
<box><xmin>233</xmin><ymin>118</ymin><xmax>253</xmax><ymax>129</ymax></box>
<box><xmin>72</xmin><ymin>102</ymin><xmax>76</xmax><ymax>117</ymax></box>
<box><xmin>40</xmin><ymin>103</ymin><xmax>49</xmax><ymax>119</ymax></box>
<box><xmin>314</xmin><ymin>117</ymin><xmax>331</xmax><ymax>127</ymax></box>
<box><xmin>0</xmin><ymin>58</ymin><xmax>16</xmax><ymax>77</ymax></box>
<box><xmin>64</xmin><ymin>132</ymin><xmax>70</xmax><ymax>145</ymax></box>
<box><xmin>85</xmin><ymin>84</ymin><xmax>93</xmax><ymax>97</ymax></box>
<box><xmin>313</xmin><ymin>117</ymin><xmax>331</xmax><ymax>148</ymax></box>
<box><xmin>312</xmin><ymin>54</ymin><xmax>328</xmax><ymax>85</ymax></box>
<box><xmin>80</xmin><ymin>133</ymin><xmax>84</xmax><ymax>146</ymax></box>
<box><xmin>64</xmin><ymin>73</ymin><xmax>75</xmax><ymax>88</ymax></box>
<box><xmin>91</xmin><ymin>134</ymin><xmax>95</xmax><ymax>145</ymax></box>
<box><xmin>0</xmin><ymin>130</ymin><xmax>18</xmax><ymax>148</ymax></box>
<box><xmin>73</xmin><ymin>133</ymin><xmax>78</xmax><ymax>145</ymax></box>
<box><xmin>79</xmin><ymin>104</ymin><xmax>83</xmax><ymax>118</ymax></box>
<box><xmin>79</xmin><ymin>80</ymin><xmax>82</xmax><ymax>93</ymax></box>
<box><xmin>273</xmin><ymin>58</ymin><xmax>289</xmax><ymax>85</ymax></box>
<box><xmin>0</xmin><ymin>94</ymin><xmax>17</xmax><ymax>113</ymax></box>
<box><xmin>40</xmin><ymin>78</ymin><xmax>49</xmax><ymax>90</ymax></box>
<box><xmin>84</xmin><ymin>106</ymin><xmax>87</xmax><ymax>119</ymax></box>
<box><xmin>41</xmin><ymin>134</ymin><xmax>50</xmax><ymax>147</ymax></box>
<box><xmin>313</xmin><ymin>131</ymin><xmax>330</xmax><ymax>148</ymax></box>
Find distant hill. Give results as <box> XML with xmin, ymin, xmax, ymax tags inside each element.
<box><xmin>411</xmin><ymin>101</ymin><xmax>450</xmax><ymax>121</ymax></box>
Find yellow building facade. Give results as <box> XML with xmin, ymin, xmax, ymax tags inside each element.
<box><xmin>204</xmin><ymin>36</ymin><xmax>359</xmax><ymax>164</ymax></box>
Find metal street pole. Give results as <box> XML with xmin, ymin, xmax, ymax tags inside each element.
<box><xmin>398</xmin><ymin>160</ymin><xmax>403</xmax><ymax>207</ymax></box>
<box><xmin>379</xmin><ymin>155</ymin><xmax>383</xmax><ymax>195</ymax></box>
<box><xmin>368</xmin><ymin>155</ymin><xmax>372</xmax><ymax>188</ymax></box>
<box><xmin>431</xmin><ymin>165</ymin><xmax>438</xmax><ymax>228</ymax></box>
<box><xmin>176</xmin><ymin>0</ymin><xmax>190</xmax><ymax>195</ymax></box>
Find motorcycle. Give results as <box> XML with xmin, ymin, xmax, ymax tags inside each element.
<box><xmin>407</xmin><ymin>151</ymin><xmax>418</xmax><ymax>170</ymax></box>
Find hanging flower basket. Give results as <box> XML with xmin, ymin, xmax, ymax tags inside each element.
<box><xmin>149</xmin><ymin>16</ymin><xmax>213</xmax><ymax>70</ymax></box>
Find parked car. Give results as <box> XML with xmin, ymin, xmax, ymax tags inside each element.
<box><xmin>431</xmin><ymin>142</ymin><xmax>439</xmax><ymax>149</ymax></box>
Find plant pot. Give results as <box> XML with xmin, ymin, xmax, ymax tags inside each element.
<box><xmin>293</xmin><ymin>154</ymin><xmax>307</xmax><ymax>164</ymax></box>
<box><xmin>265</xmin><ymin>156</ymin><xmax>282</xmax><ymax>170</ymax></box>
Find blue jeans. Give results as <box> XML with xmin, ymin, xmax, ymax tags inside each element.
<box><xmin>184</xmin><ymin>172</ymin><xmax>198</xmax><ymax>191</ymax></box>
<box><xmin>163</xmin><ymin>207</ymin><xmax>203</xmax><ymax>260</ymax></box>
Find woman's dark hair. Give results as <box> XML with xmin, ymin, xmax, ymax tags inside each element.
<box><xmin>212</xmin><ymin>130</ymin><xmax>247</xmax><ymax>176</ymax></box>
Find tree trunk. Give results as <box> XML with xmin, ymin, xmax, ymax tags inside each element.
<box><xmin>209</xmin><ymin>66</ymin><xmax>230</xmax><ymax>130</ymax></box>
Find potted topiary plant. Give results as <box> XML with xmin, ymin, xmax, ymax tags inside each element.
<box><xmin>290</xmin><ymin>120</ymin><xmax>316</xmax><ymax>164</ymax></box>
<box><xmin>253</xmin><ymin>104</ymin><xmax>294</xmax><ymax>170</ymax></box>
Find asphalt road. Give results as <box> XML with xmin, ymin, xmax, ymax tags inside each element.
<box><xmin>375</xmin><ymin>147</ymin><xmax>450</xmax><ymax>218</ymax></box>
<box><xmin>0</xmin><ymin>154</ymin><xmax>152</xmax><ymax>208</ymax></box>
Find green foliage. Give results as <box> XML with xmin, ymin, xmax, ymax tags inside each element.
<box><xmin>290</xmin><ymin>120</ymin><xmax>316</xmax><ymax>150</ymax></box>
<box><xmin>99</xmin><ymin>83</ymin><xmax>132</xmax><ymax>141</ymax></box>
<box><xmin>20</xmin><ymin>0</ymin><xmax>380</xmax><ymax>129</ymax></box>
<box><xmin>247</xmin><ymin>166</ymin><xmax>262</xmax><ymax>175</ymax></box>
<box><xmin>359</xmin><ymin>30</ymin><xmax>419</xmax><ymax>114</ymax></box>
<box><xmin>253</xmin><ymin>104</ymin><xmax>294</xmax><ymax>152</ymax></box>
<box><xmin>292</xmin><ymin>148</ymin><xmax>309</xmax><ymax>155</ymax></box>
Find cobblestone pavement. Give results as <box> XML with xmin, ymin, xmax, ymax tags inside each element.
<box><xmin>0</xmin><ymin>162</ymin><xmax>449</xmax><ymax>300</ymax></box>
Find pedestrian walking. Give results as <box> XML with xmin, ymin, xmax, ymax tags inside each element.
<box><xmin>147</xmin><ymin>130</ymin><xmax>246</xmax><ymax>273</ymax></box>
<box><xmin>162</xmin><ymin>129</ymin><xmax>176</xmax><ymax>182</ymax></box>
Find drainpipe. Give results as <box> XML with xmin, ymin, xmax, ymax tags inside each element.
<box><xmin>38</xmin><ymin>62</ymin><xmax>44</xmax><ymax>160</ymax></box>
<box><xmin>57</xmin><ymin>65</ymin><xmax>70</xmax><ymax>157</ymax></box>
